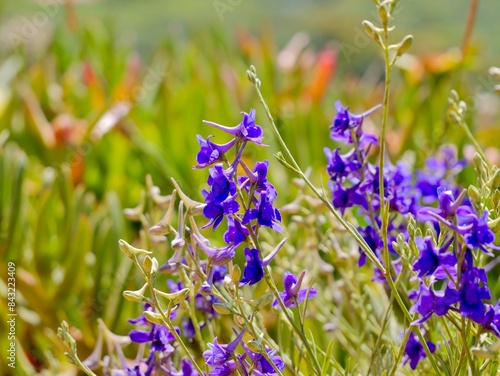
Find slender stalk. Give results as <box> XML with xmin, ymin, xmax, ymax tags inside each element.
<box><xmin>367</xmin><ymin>292</ymin><xmax>394</xmax><ymax>375</ymax></box>
<box><xmin>249</xmin><ymin>64</ymin><xmax>443</xmax><ymax>375</ymax></box>
<box><xmin>132</xmin><ymin>255</ymin><xmax>204</xmax><ymax>375</ymax></box>
<box><xmin>389</xmin><ymin>328</ymin><xmax>412</xmax><ymax>376</ymax></box>
<box><xmin>249</xmin><ymin>73</ymin><xmax>386</xmax><ymax>275</ymax></box>
<box><xmin>264</xmin><ymin>269</ymin><xmax>323</xmax><ymax>375</ymax></box>
<box><xmin>459</xmin><ymin>118</ymin><xmax>492</xmax><ymax>168</ymax></box>
<box><xmin>378</xmin><ymin>19</ymin><xmax>392</xmax><ymax>286</ymax></box>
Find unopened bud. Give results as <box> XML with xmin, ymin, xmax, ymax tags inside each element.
<box><xmin>123</xmin><ymin>283</ymin><xmax>148</xmax><ymax>303</ymax></box>
<box><xmin>143</xmin><ymin>311</ymin><xmax>164</xmax><ymax>326</ymax></box>
<box><xmin>118</xmin><ymin>239</ymin><xmax>152</xmax><ymax>259</ymax></box>
<box><xmin>200</xmin><ymin>282</ymin><xmax>212</xmax><ymax>296</ymax></box>
<box><xmin>143</xmin><ymin>256</ymin><xmax>159</xmax><ymax>276</ymax></box>
<box><xmin>231</xmin><ymin>265</ymin><xmax>241</xmax><ymax>284</ymax></box>
<box><xmin>212</xmin><ymin>302</ymin><xmax>233</xmax><ymax>315</ymax></box>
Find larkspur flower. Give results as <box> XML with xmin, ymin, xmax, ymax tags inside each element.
<box><xmin>240</xmin><ymin>248</ymin><xmax>265</xmax><ymax>286</ymax></box>
<box><xmin>403</xmin><ymin>332</ymin><xmax>436</xmax><ymax>370</ymax></box>
<box><xmin>206</xmin><ymin>165</ymin><xmax>237</xmax><ymax>204</ymax></box>
<box><xmin>240</xmin><ymin>239</ymin><xmax>285</xmax><ymax>286</ymax></box>
<box><xmin>357</xmin><ymin>225</ymin><xmax>383</xmax><ymax>267</ymax></box>
<box><xmin>412</xmin><ymin>237</ymin><xmax>456</xmax><ymax>280</ymax></box>
<box><xmin>329</xmin><ymin>101</ymin><xmax>380</xmax><ymax>146</ymax></box>
<box><xmin>458</xmin><ymin>267</ymin><xmax>492</xmax><ymax>325</ymax></box>
<box><xmin>242</xmin><ymin>345</ymin><xmax>285</xmax><ymax>375</ymax></box>
<box><xmin>272</xmin><ymin>271</ymin><xmax>317</xmax><ymax>308</ymax></box>
<box><xmin>415</xmin><ymin>145</ymin><xmax>465</xmax><ymax>203</ymax></box>
<box><xmin>324</xmin><ymin>148</ymin><xmax>362</xmax><ymax>181</ymax></box>
<box><xmin>202</xmin><ymin>193</ymin><xmax>240</xmax><ymax>230</ymax></box>
<box><xmin>239</xmin><ymin>160</ymin><xmax>278</xmax><ymax>200</ymax></box>
<box><xmin>456</xmin><ymin>208</ymin><xmax>500</xmax><ymax>255</ymax></box>
<box><xmin>176</xmin><ymin>358</ymin><xmax>199</xmax><ymax>376</ymax></box>
<box><xmin>203</xmin><ymin>109</ymin><xmax>264</xmax><ymax>145</ymax></box>
<box><xmin>191</xmin><ymin>231</ymin><xmax>236</xmax><ymax>265</ymax></box>
<box><xmin>409</xmin><ymin>281</ymin><xmax>459</xmax><ymax>323</ymax></box>
<box><xmin>223</xmin><ymin>216</ymin><xmax>249</xmax><ymax>246</ymax></box>
<box><xmin>129</xmin><ymin>325</ymin><xmax>175</xmax><ymax>353</ymax></box>
<box><xmin>242</xmin><ymin>191</ymin><xmax>283</xmax><ymax>233</ymax></box>
<box><xmin>194</xmin><ymin>135</ymin><xmax>236</xmax><ymax>169</ymax></box>
<box><xmin>203</xmin><ymin>330</ymin><xmax>245</xmax><ymax>366</ymax></box>
<box><xmin>330</xmin><ymin>182</ymin><xmax>368</xmax><ymax>213</ymax></box>
<box><xmin>417</xmin><ymin>187</ymin><xmax>466</xmax><ymax>222</ymax></box>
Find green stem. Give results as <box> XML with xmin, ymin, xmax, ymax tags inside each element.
<box><xmin>367</xmin><ymin>292</ymin><xmax>394</xmax><ymax>375</ymax></box>
<box><xmin>379</xmin><ymin>22</ymin><xmax>392</xmax><ymax>282</ymax></box>
<box><xmin>264</xmin><ymin>268</ymin><xmax>322</xmax><ymax>375</ymax></box>
<box><xmin>250</xmin><ymin>74</ymin><xmax>385</xmax><ymax>275</ymax></box>
<box><xmin>459</xmin><ymin>119</ymin><xmax>492</xmax><ymax>168</ymax></box>
<box><xmin>249</xmin><ymin>62</ymin><xmax>443</xmax><ymax>375</ymax></box>
<box><xmin>133</xmin><ymin>255</ymin><xmax>204</xmax><ymax>375</ymax></box>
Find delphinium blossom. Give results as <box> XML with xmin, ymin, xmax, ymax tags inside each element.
<box><xmin>403</xmin><ymin>332</ymin><xmax>436</xmax><ymax>370</ymax></box>
<box><xmin>203</xmin><ymin>331</ymin><xmax>285</xmax><ymax>375</ymax></box>
<box><xmin>195</xmin><ymin>109</ymin><xmax>288</xmax><ymax>286</ymax></box>
<box><xmin>324</xmin><ymin>101</ymin><xmax>418</xmax><ymax>269</ymax></box>
<box><xmin>126</xmin><ymin>305</ymin><xmax>199</xmax><ymax>375</ymax></box>
<box><xmin>323</xmin><ymin>100</ymin><xmax>500</xmax><ymax>370</ymax></box>
<box><xmin>272</xmin><ymin>271</ymin><xmax>317</xmax><ymax>308</ymax></box>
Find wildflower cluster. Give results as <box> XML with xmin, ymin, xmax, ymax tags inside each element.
<box><xmin>325</xmin><ymin>101</ymin><xmax>500</xmax><ymax>369</ymax></box>
<box><xmin>62</xmin><ymin>108</ymin><xmax>323</xmax><ymax>375</ymax></box>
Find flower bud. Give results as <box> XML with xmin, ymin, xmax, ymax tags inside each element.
<box><xmin>118</xmin><ymin>239</ymin><xmax>152</xmax><ymax>259</ymax></box>
<box><xmin>124</xmin><ymin>191</ymin><xmax>145</xmax><ymax>221</ymax></box>
<box><xmin>231</xmin><ymin>264</ymin><xmax>241</xmax><ymax>284</ymax></box>
<box><xmin>200</xmin><ymin>282</ymin><xmax>212</xmax><ymax>296</ymax></box>
<box><xmin>143</xmin><ymin>311</ymin><xmax>164</xmax><ymax>326</ymax></box>
<box><xmin>212</xmin><ymin>302</ymin><xmax>233</xmax><ymax>315</ymax></box>
<box><xmin>143</xmin><ymin>256</ymin><xmax>159</xmax><ymax>277</ymax></box>
<box><xmin>149</xmin><ymin>190</ymin><xmax>177</xmax><ymax>236</ymax></box>
<box><xmin>123</xmin><ymin>283</ymin><xmax>148</xmax><ymax>303</ymax></box>
<box><xmin>154</xmin><ymin>287</ymin><xmax>190</xmax><ymax>305</ymax></box>
<box><xmin>170</xmin><ymin>178</ymin><xmax>205</xmax><ymax>216</ymax></box>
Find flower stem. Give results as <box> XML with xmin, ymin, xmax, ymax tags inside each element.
<box><xmin>249</xmin><ymin>63</ymin><xmax>443</xmax><ymax>375</ymax></box>
<box><xmin>264</xmin><ymin>268</ymin><xmax>322</xmax><ymax>375</ymax></box>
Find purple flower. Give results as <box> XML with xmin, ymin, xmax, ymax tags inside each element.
<box><xmin>415</xmin><ymin>145</ymin><xmax>465</xmax><ymax>203</ymax></box>
<box><xmin>182</xmin><ymin>319</ymin><xmax>196</xmax><ymax>339</ymax></box>
<box><xmin>206</xmin><ymin>165</ymin><xmax>237</xmax><ymax>204</ymax></box>
<box><xmin>178</xmin><ymin>358</ymin><xmax>200</xmax><ymax>376</ymax></box>
<box><xmin>203</xmin><ymin>109</ymin><xmax>264</xmax><ymax>145</ymax></box>
<box><xmin>223</xmin><ymin>216</ymin><xmax>249</xmax><ymax>246</ymax></box>
<box><xmin>358</xmin><ymin>225</ymin><xmax>383</xmax><ymax>267</ymax></box>
<box><xmin>240</xmin><ymin>240</ymin><xmax>285</xmax><ymax>286</ymax></box>
<box><xmin>207</xmin><ymin>362</ymin><xmax>237</xmax><ymax>376</ymax></box>
<box><xmin>403</xmin><ymin>332</ymin><xmax>436</xmax><ymax>370</ymax></box>
<box><xmin>191</xmin><ymin>232</ymin><xmax>236</xmax><ymax>265</ymax></box>
<box><xmin>410</xmin><ymin>282</ymin><xmax>459</xmax><ymax>322</ymax></box>
<box><xmin>202</xmin><ymin>194</ymin><xmax>240</xmax><ymax>230</ymax></box>
<box><xmin>243</xmin><ymin>345</ymin><xmax>285</xmax><ymax>375</ymax></box>
<box><xmin>129</xmin><ymin>325</ymin><xmax>175</xmax><ymax>353</ymax></box>
<box><xmin>203</xmin><ymin>330</ymin><xmax>245</xmax><ymax>366</ymax></box>
<box><xmin>456</xmin><ymin>208</ymin><xmax>500</xmax><ymax>255</ymax></box>
<box><xmin>194</xmin><ymin>135</ymin><xmax>236</xmax><ymax>169</ymax></box>
<box><xmin>458</xmin><ymin>267</ymin><xmax>491</xmax><ymax>325</ymax></box>
<box><xmin>240</xmin><ymin>248</ymin><xmax>265</xmax><ymax>286</ymax></box>
<box><xmin>272</xmin><ymin>271</ymin><xmax>317</xmax><ymax>308</ymax></box>
<box><xmin>239</xmin><ymin>160</ymin><xmax>278</xmax><ymax>201</ymax></box>
<box><xmin>324</xmin><ymin>148</ymin><xmax>361</xmax><ymax>181</ymax></box>
<box><xmin>418</xmin><ymin>187</ymin><xmax>466</xmax><ymax>222</ymax></box>
<box><xmin>242</xmin><ymin>192</ymin><xmax>283</xmax><ymax>234</ymax></box>
<box><xmin>413</xmin><ymin>237</ymin><xmax>456</xmax><ymax>280</ymax></box>
<box><xmin>329</xmin><ymin>101</ymin><xmax>380</xmax><ymax>146</ymax></box>
<box><xmin>330</xmin><ymin>182</ymin><xmax>368</xmax><ymax>213</ymax></box>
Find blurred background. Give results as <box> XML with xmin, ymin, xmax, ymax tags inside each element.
<box><xmin>0</xmin><ymin>0</ymin><xmax>499</xmax><ymax>374</ymax></box>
